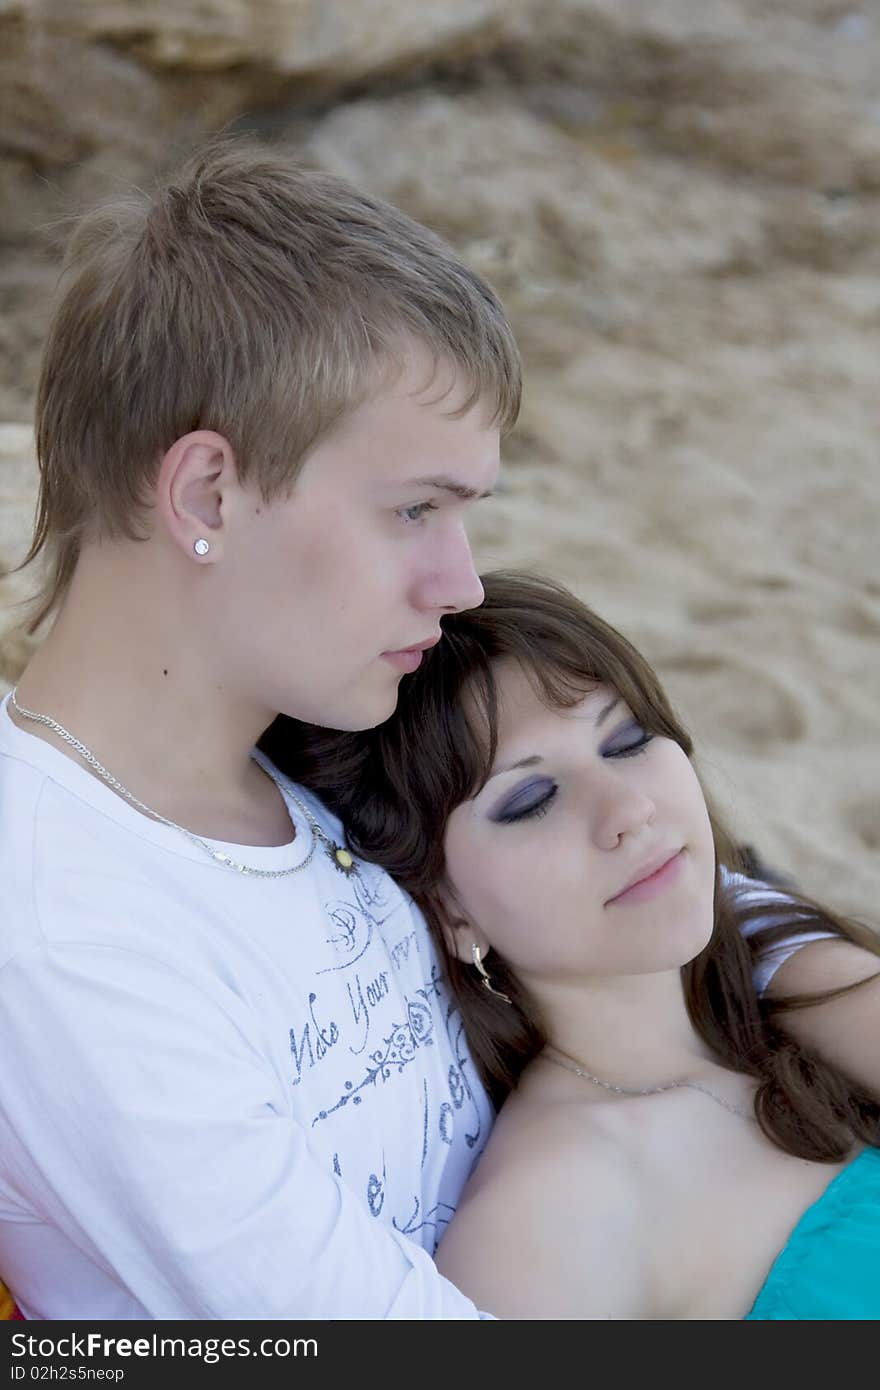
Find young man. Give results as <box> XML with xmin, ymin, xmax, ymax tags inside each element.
<box><xmin>0</xmin><ymin>142</ymin><xmax>519</xmax><ymax>1318</ymax></box>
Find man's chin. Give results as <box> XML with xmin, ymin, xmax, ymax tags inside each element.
<box><xmin>343</xmin><ymin>702</ymin><xmax>401</xmax><ymax>734</ymax></box>
<box><xmin>324</xmin><ymin>685</ymin><xmax>403</xmax><ymax>734</ymax></box>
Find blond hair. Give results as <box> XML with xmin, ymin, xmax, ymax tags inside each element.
<box><xmin>24</xmin><ymin>140</ymin><xmax>521</xmax><ymax>629</ymax></box>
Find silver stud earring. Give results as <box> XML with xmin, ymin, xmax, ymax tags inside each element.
<box><xmin>193</xmin><ymin>538</ymin><xmax>210</xmax><ymax>557</ymax></box>
<box><xmin>471</xmin><ymin>943</ymin><xmax>512</xmax><ymax>1004</ymax></box>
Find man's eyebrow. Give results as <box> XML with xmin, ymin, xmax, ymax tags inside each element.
<box><xmin>407</xmin><ymin>475</ymin><xmax>495</xmax><ymax>501</ymax></box>
<box><xmin>484</xmin><ymin>698</ymin><xmax>622</xmax><ymax>784</ymax></box>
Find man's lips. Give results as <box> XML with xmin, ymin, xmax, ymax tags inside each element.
<box><xmin>380</xmin><ymin>634</ymin><xmax>442</xmax><ymax>674</ymax></box>
<box><xmin>605</xmin><ymin>849</ymin><xmax>685</xmax><ymax>906</ymax></box>
<box><xmin>382</xmin><ymin>635</ymin><xmax>442</xmax><ymax>658</ymax></box>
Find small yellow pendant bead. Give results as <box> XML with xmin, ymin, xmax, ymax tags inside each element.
<box><xmin>335</xmin><ymin>848</ymin><xmax>354</xmax><ymax>870</ymax></box>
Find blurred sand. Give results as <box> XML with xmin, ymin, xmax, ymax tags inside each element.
<box><xmin>1</xmin><ymin>1</ymin><xmax>878</xmax><ymax>921</ymax></box>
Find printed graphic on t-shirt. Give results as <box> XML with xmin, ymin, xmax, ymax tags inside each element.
<box><xmin>284</xmin><ymin>858</ymin><xmax>487</xmax><ymax>1250</ymax></box>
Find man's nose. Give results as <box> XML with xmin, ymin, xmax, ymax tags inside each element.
<box><xmin>416</xmin><ymin>523</ymin><xmax>485</xmax><ymax>614</ymax></box>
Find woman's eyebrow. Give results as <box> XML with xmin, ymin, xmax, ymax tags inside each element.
<box><xmin>485</xmin><ymin>754</ymin><xmax>543</xmax><ymax>784</ymax></box>
<box><xmin>485</xmin><ymin>697</ymin><xmax>623</xmax><ymax>784</ymax></box>
<box><xmin>596</xmin><ymin>695</ymin><xmax>622</xmax><ymax>727</ymax></box>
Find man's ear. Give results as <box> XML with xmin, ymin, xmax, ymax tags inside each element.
<box><xmin>154</xmin><ymin>429</ymin><xmax>239</xmax><ymax>562</ymax></box>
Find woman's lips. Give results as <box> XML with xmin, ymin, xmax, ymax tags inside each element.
<box><xmin>606</xmin><ymin>849</ymin><xmax>686</xmax><ymax>906</ymax></box>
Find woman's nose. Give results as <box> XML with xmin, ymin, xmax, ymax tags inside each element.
<box><xmin>591</xmin><ymin>775</ymin><xmax>657</xmax><ymax>851</ymax></box>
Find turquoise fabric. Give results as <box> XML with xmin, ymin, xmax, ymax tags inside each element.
<box><xmin>746</xmin><ymin>1146</ymin><xmax>880</xmax><ymax>1320</ymax></box>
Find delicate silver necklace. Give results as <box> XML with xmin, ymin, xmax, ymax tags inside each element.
<box><xmin>542</xmin><ymin>1046</ymin><xmax>752</xmax><ymax>1120</ymax></box>
<box><xmin>9</xmin><ymin>687</ymin><xmax>358</xmax><ymax>880</ymax></box>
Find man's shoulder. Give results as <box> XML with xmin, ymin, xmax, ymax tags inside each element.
<box><xmin>0</xmin><ymin>742</ymin><xmax>128</xmax><ymax>874</ymax></box>
<box><xmin>0</xmin><ymin>725</ymin><xmax>48</xmax><ymax>806</ymax></box>
<box><xmin>0</xmin><ymin>744</ymin><xmax>52</xmax><ymax>953</ymax></box>
<box><xmin>0</xmin><ymin>749</ymin><xmax>204</xmax><ymax>961</ymax></box>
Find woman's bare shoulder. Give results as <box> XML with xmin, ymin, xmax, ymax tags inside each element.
<box><xmin>436</xmin><ymin>1090</ymin><xmax>645</xmax><ymax>1319</ymax></box>
<box><xmin>469</xmin><ymin>1085</ymin><xmax>634</xmax><ymax>1193</ymax></box>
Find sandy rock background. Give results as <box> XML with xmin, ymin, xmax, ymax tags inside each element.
<box><xmin>1</xmin><ymin>0</ymin><xmax>878</xmax><ymax>920</ymax></box>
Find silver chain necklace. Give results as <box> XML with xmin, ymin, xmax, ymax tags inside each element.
<box><xmin>542</xmin><ymin>1046</ymin><xmax>752</xmax><ymax>1120</ymax></box>
<box><xmin>9</xmin><ymin>687</ymin><xmax>358</xmax><ymax>880</ymax></box>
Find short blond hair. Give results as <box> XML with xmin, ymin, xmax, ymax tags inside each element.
<box><xmin>24</xmin><ymin>140</ymin><xmax>521</xmax><ymax>629</ymax></box>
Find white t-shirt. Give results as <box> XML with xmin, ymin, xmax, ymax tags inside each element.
<box><xmin>0</xmin><ymin>696</ymin><xmax>493</xmax><ymax>1319</ymax></box>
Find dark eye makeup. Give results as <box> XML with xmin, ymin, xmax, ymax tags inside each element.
<box><xmin>491</xmin><ymin>779</ymin><xmax>558</xmax><ymax>825</ymax></box>
<box><xmin>601</xmin><ymin>721</ymin><xmax>654</xmax><ymax>759</ymax></box>
<box><xmin>488</xmin><ymin>721</ymin><xmax>655</xmax><ymax>826</ymax></box>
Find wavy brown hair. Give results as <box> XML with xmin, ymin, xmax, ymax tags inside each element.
<box><xmin>262</xmin><ymin>571</ymin><xmax>880</xmax><ymax>1162</ymax></box>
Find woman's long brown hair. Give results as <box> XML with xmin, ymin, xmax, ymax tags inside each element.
<box><xmin>262</xmin><ymin>571</ymin><xmax>880</xmax><ymax>1161</ymax></box>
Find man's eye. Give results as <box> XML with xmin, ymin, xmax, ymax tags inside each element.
<box><xmin>397</xmin><ymin>502</ymin><xmax>439</xmax><ymax>525</ymax></box>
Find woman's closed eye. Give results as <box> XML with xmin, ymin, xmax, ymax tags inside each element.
<box><xmin>490</xmin><ymin>779</ymin><xmax>559</xmax><ymax>825</ymax></box>
<box><xmin>602</xmin><ymin>720</ymin><xmax>653</xmax><ymax>759</ymax></box>
<box><xmin>487</xmin><ymin>723</ymin><xmax>653</xmax><ymax>824</ymax></box>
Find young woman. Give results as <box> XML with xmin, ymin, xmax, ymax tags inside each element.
<box><xmin>272</xmin><ymin>571</ymin><xmax>880</xmax><ymax>1319</ymax></box>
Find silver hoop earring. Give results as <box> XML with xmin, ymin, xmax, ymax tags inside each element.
<box><xmin>193</xmin><ymin>538</ymin><xmax>210</xmax><ymax>557</ymax></box>
<box><xmin>471</xmin><ymin>943</ymin><xmax>512</xmax><ymax>1004</ymax></box>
